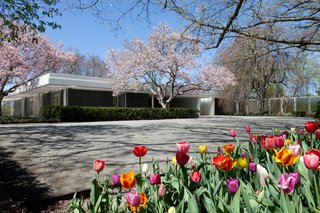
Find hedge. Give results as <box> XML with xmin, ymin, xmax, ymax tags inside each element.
<box><xmin>40</xmin><ymin>106</ymin><xmax>199</xmax><ymax>122</ymax></box>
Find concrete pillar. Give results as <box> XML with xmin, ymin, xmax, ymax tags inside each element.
<box><xmin>124</xmin><ymin>93</ymin><xmax>127</xmax><ymax>108</ymax></box>
<box><xmin>211</xmin><ymin>97</ymin><xmax>215</xmax><ymax>116</ymax></box>
<box><xmin>308</xmin><ymin>96</ymin><xmax>311</xmax><ymax>113</ymax></box>
<box><xmin>268</xmin><ymin>99</ymin><xmax>271</xmax><ymax>115</ymax></box>
<box><xmin>197</xmin><ymin>98</ymin><xmax>201</xmax><ymax>116</ymax></box>
<box><xmin>280</xmin><ymin>98</ymin><xmax>283</xmax><ymax>114</ymax></box>
<box><xmin>21</xmin><ymin>98</ymin><xmax>25</xmax><ymax>117</ymax></box>
<box><xmin>63</xmin><ymin>89</ymin><xmax>68</xmax><ymax>106</ymax></box>
<box><xmin>33</xmin><ymin>95</ymin><xmax>39</xmax><ymax>117</ymax></box>
<box><xmin>245</xmin><ymin>100</ymin><xmax>249</xmax><ymax>115</ymax></box>
<box><xmin>235</xmin><ymin>100</ymin><xmax>239</xmax><ymax>114</ymax></box>
<box><xmin>293</xmin><ymin>97</ymin><xmax>297</xmax><ymax>112</ymax></box>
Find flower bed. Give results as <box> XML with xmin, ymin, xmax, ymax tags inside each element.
<box><xmin>69</xmin><ymin>121</ymin><xmax>320</xmax><ymax>212</ymax></box>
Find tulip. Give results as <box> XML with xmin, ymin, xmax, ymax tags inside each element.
<box><xmin>226</xmin><ymin>178</ymin><xmax>239</xmax><ymax>193</ymax></box>
<box><xmin>142</xmin><ymin>163</ymin><xmax>149</xmax><ymax>174</ymax></box>
<box><xmin>158</xmin><ymin>183</ymin><xmax>166</xmax><ymax>198</ymax></box>
<box><xmin>316</xmin><ymin>130</ymin><xmax>320</xmax><ymax>139</ymax></box>
<box><xmin>93</xmin><ymin>160</ymin><xmax>105</xmax><ymax>173</ymax></box>
<box><xmin>140</xmin><ymin>192</ymin><xmax>148</xmax><ymax>207</ymax></box>
<box><xmin>289</xmin><ymin>144</ymin><xmax>301</xmax><ymax>157</ymax></box>
<box><xmin>212</xmin><ymin>155</ymin><xmax>237</xmax><ymax>172</ymax></box>
<box><xmin>132</xmin><ymin>146</ymin><xmax>148</xmax><ymax>157</ymax></box>
<box><xmin>305</xmin><ymin>121</ymin><xmax>318</xmax><ymax>133</ymax></box>
<box><xmin>223</xmin><ymin>144</ymin><xmax>235</xmax><ymax>153</ymax></box>
<box><xmin>257</xmin><ymin>190</ymin><xmax>265</xmax><ymax>203</ymax></box>
<box><xmin>282</xmin><ymin>130</ymin><xmax>289</xmax><ymax>138</ymax></box>
<box><xmin>230</xmin><ymin>129</ymin><xmax>237</xmax><ymax>138</ymax></box>
<box><xmin>168</xmin><ymin>207</ymin><xmax>176</xmax><ymax>213</ymax></box>
<box><xmin>245</xmin><ymin>126</ymin><xmax>251</xmax><ymax>133</ymax></box>
<box><xmin>274</xmin><ymin>147</ymin><xmax>300</xmax><ymax>166</ymax></box>
<box><xmin>199</xmin><ymin>145</ymin><xmax>207</xmax><ymax>154</ymax></box>
<box><xmin>171</xmin><ymin>156</ymin><xmax>177</xmax><ymax>165</ymax></box>
<box><xmin>150</xmin><ymin>173</ymin><xmax>161</xmax><ymax>185</ymax></box>
<box><xmin>278</xmin><ymin>174</ymin><xmax>297</xmax><ymax>194</ymax></box>
<box><xmin>303</xmin><ymin>149</ymin><xmax>320</xmax><ymax>170</ymax></box>
<box><xmin>249</xmin><ymin>162</ymin><xmax>257</xmax><ymax>172</ymax></box>
<box><xmin>262</xmin><ymin>136</ymin><xmax>277</xmax><ymax>149</ymax></box>
<box><xmin>274</xmin><ymin>136</ymin><xmax>284</xmax><ymax>148</ymax></box>
<box><xmin>291</xmin><ymin>128</ymin><xmax>296</xmax><ymax>132</ymax></box>
<box><xmin>190</xmin><ymin>170</ymin><xmax>202</xmax><ymax>183</ymax></box>
<box><xmin>120</xmin><ymin>171</ymin><xmax>136</xmax><ymax>189</ymax></box>
<box><xmin>176</xmin><ymin>141</ymin><xmax>190</xmax><ymax>154</ymax></box>
<box><xmin>237</xmin><ymin>157</ymin><xmax>248</xmax><ymax>168</ymax></box>
<box><xmin>176</xmin><ymin>152</ymin><xmax>190</xmax><ymax>167</ymax></box>
<box><xmin>112</xmin><ymin>173</ymin><xmax>120</xmax><ymax>186</ymax></box>
<box><xmin>256</xmin><ymin>164</ymin><xmax>269</xmax><ymax>187</ymax></box>
<box><xmin>288</xmin><ymin>172</ymin><xmax>300</xmax><ymax>186</ymax></box>
<box><xmin>126</xmin><ymin>191</ymin><xmax>141</xmax><ymax>208</ymax></box>
<box><xmin>285</xmin><ymin>139</ymin><xmax>291</xmax><ymax>145</ymax></box>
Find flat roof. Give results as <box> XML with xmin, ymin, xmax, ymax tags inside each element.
<box><xmin>4</xmin><ymin>72</ymin><xmax>222</xmax><ymax>100</ymax></box>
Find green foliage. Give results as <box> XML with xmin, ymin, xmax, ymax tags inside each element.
<box><xmin>292</xmin><ymin>111</ymin><xmax>306</xmax><ymax>117</ymax></box>
<box><xmin>0</xmin><ymin>115</ymin><xmax>55</xmax><ymax>124</ymax></box>
<box><xmin>0</xmin><ymin>0</ymin><xmax>61</xmax><ymax>41</ymax></box>
<box><xmin>40</xmin><ymin>106</ymin><xmax>199</xmax><ymax>122</ymax></box>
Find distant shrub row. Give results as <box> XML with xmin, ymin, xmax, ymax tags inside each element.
<box><xmin>40</xmin><ymin>106</ymin><xmax>199</xmax><ymax>122</ymax></box>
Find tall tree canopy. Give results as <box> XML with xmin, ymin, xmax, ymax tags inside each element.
<box><xmin>0</xmin><ymin>0</ymin><xmax>61</xmax><ymax>41</ymax></box>
<box><xmin>0</xmin><ymin>20</ymin><xmax>76</xmax><ymax>115</ymax></box>
<box><xmin>106</xmin><ymin>23</ymin><xmax>235</xmax><ymax>108</ymax></box>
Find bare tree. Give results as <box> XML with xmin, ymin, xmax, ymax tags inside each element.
<box><xmin>70</xmin><ymin>0</ymin><xmax>320</xmax><ymax>52</ymax></box>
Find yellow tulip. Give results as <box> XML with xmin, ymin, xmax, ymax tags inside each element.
<box><xmin>237</xmin><ymin>157</ymin><xmax>248</xmax><ymax>168</ymax></box>
<box><xmin>199</xmin><ymin>145</ymin><xmax>207</xmax><ymax>154</ymax></box>
<box><xmin>274</xmin><ymin>147</ymin><xmax>300</xmax><ymax>166</ymax></box>
<box><xmin>171</xmin><ymin>156</ymin><xmax>177</xmax><ymax>165</ymax></box>
<box><xmin>285</xmin><ymin>139</ymin><xmax>291</xmax><ymax>145</ymax></box>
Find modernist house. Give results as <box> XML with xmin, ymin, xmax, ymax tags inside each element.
<box><xmin>3</xmin><ymin>73</ymin><xmax>223</xmax><ymax>117</ymax></box>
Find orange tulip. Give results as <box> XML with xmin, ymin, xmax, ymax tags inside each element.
<box><xmin>212</xmin><ymin>155</ymin><xmax>237</xmax><ymax>171</ymax></box>
<box><xmin>120</xmin><ymin>171</ymin><xmax>136</xmax><ymax>189</ymax></box>
<box><xmin>274</xmin><ymin>147</ymin><xmax>300</xmax><ymax>166</ymax></box>
<box><xmin>223</xmin><ymin>144</ymin><xmax>235</xmax><ymax>153</ymax></box>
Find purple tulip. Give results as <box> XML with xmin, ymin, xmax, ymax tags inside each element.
<box><xmin>226</xmin><ymin>178</ymin><xmax>239</xmax><ymax>193</ymax></box>
<box><xmin>126</xmin><ymin>191</ymin><xmax>141</xmax><ymax>207</ymax></box>
<box><xmin>112</xmin><ymin>173</ymin><xmax>120</xmax><ymax>186</ymax></box>
<box><xmin>278</xmin><ymin>173</ymin><xmax>298</xmax><ymax>194</ymax></box>
<box><xmin>249</xmin><ymin>162</ymin><xmax>257</xmax><ymax>172</ymax></box>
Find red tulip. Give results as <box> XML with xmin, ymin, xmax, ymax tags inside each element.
<box><xmin>132</xmin><ymin>146</ymin><xmax>148</xmax><ymax>157</ymax></box>
<box><xmin>274</xmin><ymin>136</ymin><xmax>284</xmax><ymax>148</ymax></box>
<box><xmin>176</xmin><ymin>141</ymin><xmax>190</xmax><ymax>154</ymax></box>
<box><xmin>316</xmin><ymin>130</ymin><xmax>320</xmax><ymax>139</ymax></box>
<box><xmin>305</xmin><ymin>121</ymin><xmax>318</xmax><ymax>133</ymax></box>
<box><xmin>176</xmin><ymin>151</ymin><xmax>190</xmax><ymax>167</ymax></box>
<box><xmin>93</xmin><ymin>160</ymin><xmax>105</xmax><ymax>173</ymax></box>
<box><xmin>303</xmin><ymin>149</ymin><xmax>320</xmax><ymax>170</ymax></box>
<box><xmin>262</xmin><ymin>136</ymin><xmax>277</xmax><ymax>150</ymax></box>
<box><xmin>190</xmin><ymin>170</ymin><xmax>202</xmax><ymax>183</ymax></box>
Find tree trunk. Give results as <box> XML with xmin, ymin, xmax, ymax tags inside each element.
<box><xmin>0</xmin><ymin>95</ymin><xmax>3</xmax><ymax>116</ymax></box>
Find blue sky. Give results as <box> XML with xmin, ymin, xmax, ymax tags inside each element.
<box><xmin>44</xmin><ymin>2</ymin><xmax>183</xmax><ymax>59</ymax></box>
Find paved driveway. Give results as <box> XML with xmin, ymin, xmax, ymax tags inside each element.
<box><xmin>0</xmin><ymin>116</ymin><xmax>312</xmax><ymax>205</ymax></box>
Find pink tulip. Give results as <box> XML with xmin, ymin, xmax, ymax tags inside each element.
<box><xmin>303</xmin><ymin>149</ymin><xmax>320</xmax><ymax>170</ymax></box>
<box><xmin>278</xmin><ymin>173</ymin><xmax>298</xmax><ymax>194</ymax></box>
<box><xmin>230</xmin><ymin>129</ymin><xmax>237</xmax><ymax>138</ymax></box>
<box><xmin>226</xmin><ymin>178</ymin><xmax>239</xmax><ymax>193</ymax></box>
<box><xmin>158</xmin><ymin>183</ymin><xmax>166</xmax><ymax>198</ymax></box>
<box><xmin>262</xmin><ymin>136</ymin><xmax>277</xmax><ymax>150</ymax></box>
<box><xmin>176</xmin><ymin>141</ymin><xmax>190</xmax><ymax>154</ymax></box>
<box><xmin>190</xmin><ymin>170</ymin><xmax>202</xmax><ymax>183</ymax></box>
<box><xmin>245</xmin><ymin>126</ymin><xmax>251</xmax><ymax>133</ymax></box>
<box><xmin>150</xmin><ymin>173</ymin><xmax>161</xmax><ymax>185</ymax></box>
<box><xmin>289</xmin><ymin>145</ymin><xmax>301</xmax><ymax>157</ymax></box>
<box><xmin>93</xmin><ymin>160</ymin><xmax>105</xmax><ymax>173</ymax></box>
<box><xmin>126</xmin><ymin>191</ymin><xmax>141</xmax><ymax>207</ymax></box>
<box><xmin>288</xmin><ymin>172</ymin><xmax>300</xmax><ymax>186</ymax></box>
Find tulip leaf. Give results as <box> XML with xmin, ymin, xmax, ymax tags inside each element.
<box><xmin>90</xmin><ymin>177</ymin><xmax>101</xmax><ymax>212</ymax></box>
<box><xmin>268</xmin><ymin>184</ymin><xmax>280</xmax><ymax>204</ymax></box>
<box><xmin>171</xmin><ymin>177</ymin><xmax>181</xmax><ymax>194</ymax></box>
<box><xmin>217</xmin><ymin>196</ymin><xmax>235</xmax><ymax>212</ymax></box>
<box><xmin>262</xmin><ymin>198</ymin><xmax>274</xmax><ymax>207</ymax></box>
<box><xmin>186</xmin><ymin>192</ymin><xmax>199</xmax><ymax>213</ymax></box>
<box><xmin>231</xmin><ymin>185</ymin><xmax>241</xmax><ymax>213</ymax></box>
<box><xmin>203</xmin><ymin>196</ymin><xmax>216</xmax><ymax>213</ymax></box>
<box><xmin>241</xmin><ymin>186</ymin><xmax>254</xmax><ymax>213</ymax></box>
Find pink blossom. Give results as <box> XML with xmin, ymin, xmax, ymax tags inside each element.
<box><xmin>230</xmin><ymin>129</ymin><xmax>237</xmax><ymax>138</ymax></box>
<box><xmin>278</xmin><ymin>173</ymin><xmax>299</xmax><ymax>194</ymax></box>
<box><xmin>176</xmin><ymin>141</ymin><xmax>190</xmax><ymax>154</ymax></box>
<box><xmin>289</xmin><ymin>145</ymin><xmax>301</xmax><ymax>157</ymax></box>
